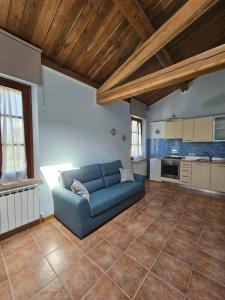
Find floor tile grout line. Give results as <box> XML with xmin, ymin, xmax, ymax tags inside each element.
<box><xmin>131</xmin><ymin>220</ymin><xmax>179</xmax><ymax>300</ymax></box>
<box><xmin>0</xmin><ymin>244</ymin><xmax>15</xmax><ymax>300</ymax></box>
<box><xmin>185</xmin><ymin>196</ymin><xmax>210</xmax><ymax>296</ymax></box>
<box><xmin>130</xmin><ymin>200</ymin><xmax>184</xmax><ymax>300</ymax></box>
<box><xmin>49</xmin><ymin>218</ymin><xmax>134</xmax><ymax>299</ymax></box>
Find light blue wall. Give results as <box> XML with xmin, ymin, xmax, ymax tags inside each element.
<box><xmin>148</xmin><ymin>69</ymin><xmax>225</xmax><ymax>122</ymax></box>
<box><xmin>38</xmin><ymin>67</ymin><xmax>131</xmax><ymax>216</ymax></box>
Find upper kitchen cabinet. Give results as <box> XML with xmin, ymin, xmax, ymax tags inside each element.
<box><xmin>149</xmin><ymin>122</ymin><xmax>165</xmax><ymax>139</ymax></box>
<box><xmin>183</xmin><ymin>119</ymin><xmax>194</xmax><ymax>142</ymax></box>
<box><xmin>164</xmin><ymin>121</ymin><xmax>183</xmax><ymax>139</ymax></box>
<box><xmin>214</xmin><ymin>116</ymin><xmax>225</xmax><ymax>141</ymax></box>
<box><xmin>193</xmin><ymin>117</ymin><xmax>213</xmax><ymax>142</ymax></box>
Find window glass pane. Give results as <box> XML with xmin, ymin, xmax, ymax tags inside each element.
<box><xmin>0</xmin><ymin>87</ymin><xmax>23</xmax><ymax>117</ymax></box>
<box><xmin>2</xmin><ymin>145</ymin><xmax>26</xmax><ymax>172</ymax></box>
<box><xmin>1</xmin><ymin>117</ymin><xmax>25</xmax><ymax>144</ymax></box>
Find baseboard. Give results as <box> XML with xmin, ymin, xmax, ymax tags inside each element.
<box><xmin>0</xmin><ymin>214</ymin><xmax>54</xmax><ymax>240</ymax></box>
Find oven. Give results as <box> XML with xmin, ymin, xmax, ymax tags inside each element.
<box><xmin>161</xmin><ymin>157</ymin><xmax>181</xmax><ymax>180</ymax></box>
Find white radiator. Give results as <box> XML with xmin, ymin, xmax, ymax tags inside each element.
<box><xmin>0</xmin><ymin>184</ymin><xmax>40</xmax><ymax>234</ymax></box>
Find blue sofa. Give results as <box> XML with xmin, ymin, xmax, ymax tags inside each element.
<box><xmin>52</xmin><ymin>160</ymin><xmax>145</xmax><ymax>238</ymax></box>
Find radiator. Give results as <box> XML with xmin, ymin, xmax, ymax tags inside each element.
<box><xmin>0</xmin><ymin>184</ymin><xmax>40</xmax><ymax>234</ymax></box>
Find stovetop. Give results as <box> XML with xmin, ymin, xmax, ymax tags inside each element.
<box><xmin>163</xmin><ymin>156</ymin><xmax>184</xmax><ymax>160</ymax></box>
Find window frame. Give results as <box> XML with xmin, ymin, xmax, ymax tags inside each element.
<box><xmin>131</xmin><ymin>116</ymin><xmax>143</xmax><ymax>160</ymax></box>
<box><xmin>0</xmin><ymin>77</ymin><xmax>34</xmax><ymax>178</ymax></box>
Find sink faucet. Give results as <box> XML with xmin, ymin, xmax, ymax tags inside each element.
<box><xmin>205</xmin><ymin>152</ymin><xmax>213</xmax><ymax>162</ymax></box>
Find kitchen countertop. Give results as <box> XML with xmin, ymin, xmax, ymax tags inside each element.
<box><xmin>182</xmin><ymin>158</ymin><xmax>225</xmax><ymax>165</ymax></box>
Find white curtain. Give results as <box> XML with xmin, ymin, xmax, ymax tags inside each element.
<box><xmin>131</xmin><ymin>119</ymin><xmax>143</xmax><ymax>160</ymax></box>
<box><xmin>0</xmin><ymin>86</ymin><xmax>27</xmax><ymax>183</ymax></box>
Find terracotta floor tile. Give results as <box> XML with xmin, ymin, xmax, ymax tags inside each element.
<box><xmin>10</xmin><ymin>258</ymin><xmax>56</xmax><ymax>300</ymax></box>
<box><xmin>47</xmin><ymin>243</ymin><xmax>83</xmax><ymax>275</ymax></box>
<box><xmin>97</xmin><ymin>221</ymin><xmax>119</xmax><ymax>237</ymax></box>
<box><xmin>107</xmin><ymin>226</ymin><xmax>136</xmax><ymax>250</ymax></box>
<box><xmin>172</xmin><ymin>227</ymin><xmax>200</xmax><ymax>246</ymax></box>
<box><xmin>72</xmin><ymin>229</ymin><xmax>106</xmax><ymax>252</ymax></box>
<box><xmin>123</xmin><ymin>203</ymin><xmax>142</xmax><ymax>217</ymax></box>
<box><xmin>187</xmin><ymin>271</ymin><xmax>225</xmax><ymax>300</ymax></box>
<box><xmin>0</xmin><ymin>281</ymin><xmax>13</xmax><ymax>300</ymax></box>
<box><xmin>0</xmin><ymin>260</ymin><xmax>7</xmax><ymax>284</ymax></box>
<box><xmin>83</xmin><ymin>276</ymin><xmax>129</xmax><ymax>300</ymax></box>
<box><xmin>87</xmin><ymin>240</ymin><xmax>122</xmax><ymax>271</ymax></box>
<box><xmin>5</xmin><ymin>243</ymin><xmax>43</xmax><ymax>276</ymax></box>
<box><xmin>160</xmin><ymin>208</ymin><xmax>181</xmax><ymax>222</ymax></box>
<box><xmin>30</xmin><ymin>222</ymin><xmax>62</xmax><ymax>240</ymax></box>
<box><xmin>194</xmin><ymin>251</ymin><xmax>225</xmax><ymax>286</ymax></box>
<box><xmin>32</xmin><ymin>278</ymin><xmax>70</xmax><ymax>300</ymax></box>
<box><xmin>150</xmin><ymin>217</ymin><xmax>175</xmax><ymax>235</ymax></box>
<box><xmin>59</xmin><ymin>256</ymin><xmax>102</xmax><ymax>300</ymax></box>
<box><xmin>113</xmin><ymin>211</ymin><xmax>130</xmax><ymax>226</ymax></box>
<box><xmin>177</xmin><ymin>218</ymin><xmax>203</xmax><ymax>235</ymax></box>
<box><xmin>135</xmin><ymin>273</ymin><xmax>184</xmax><ymax>300</ymax></box>
<box><xmin>140</xmin><ymin>227</ymin><xmax>168</xmax><ymax>250</ymax></box>
<box><xmin>184</xmin><ymin>209</ymin><xmax>205</xmax><ymax>223</ymax></box>
<box><xmin>126</xmin><ymin>238</ymin><xmax>159</xmax><ymax>269</ymax></box>
<box><xmin>164</xmin><ymin>237</ymin><xmax>196</xmax><ymax>266</ymax></box>
<box><xmin>200</xmin><ymin>239</ymin><xmax>225</xmax><ymax>263</ymax></box>
<box><xmin>1</xmin><ymin>231</ymin><xmax>33</xmax><ymax>257</ymax></box>
<box><xmin>35</xmin><ymin>234</ymin><xmax>72</xmax><ymax>256</ymax></box>
<box><xmin>107</xmin><ymin>254</ymin><xmax>147</xmax><ymax>298</ymax></box>
<box><xmin>107</xmin><ymin>254</ymin><xmax>147</xmax><ymax>297</ymax></box>
<box><xmin>123</xmin><ymin>213</ymin><xmax>152</xmax><ymax>237</ymax></box>
<box><xmin>152</xmin><ymin>252</ymin><xmax>191</xmax><ymax>294</ymax></box>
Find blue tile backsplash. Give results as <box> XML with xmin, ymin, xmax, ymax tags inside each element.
<box><xmin>147</xmin><ymin>139</ymin><xmax>225</xmax><ymax>158</ymax></box>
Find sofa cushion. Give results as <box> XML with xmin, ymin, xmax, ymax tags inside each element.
<box><xmin>100</xmin><ymin>160</ymin><xmax>122</xmax><ymax>187</ymax></box>
<box><xmin>89</xmin><ymin>181</ymin><xmax>144</xmax><ymax>217</ymax></box>
<box><xmin>60</xmin><ymin>164</ymin><xmax>104</xmax><ymax>193</ymax></box>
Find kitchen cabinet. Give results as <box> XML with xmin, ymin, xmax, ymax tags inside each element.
<box><xmin>191</xmin><ymin>162</ymin><xmax>211</xmax><ymax>189</ymax></box>
<box><xmin>180</xmin><ymin>161</ymin><xmax>192</xmax><ymax>184</ymax></box>
<box><xmin>194</xmin><ymin>117</ymin><xmax>213</xmax><ymax>142</ymax></box>
<box><xmin>183</xmin><ymin>119</ymin><xmax>194</xmax><ymax>142</ymax></box>
<box><xmin>214</xmin><ymin>116</ymin><xmax>225</xmax><ymax>141</ymax></box>
<box><xmin>149</xmin><ymin>122</ymin><xmax>165</xmax><ymax>139</ymax></box>
<box><xmin>164</xmin><ymin>121</ymin><xmax>183</xmax><ymax>139</ymax></box>
<box><xmin>210</xmin><ymin>164</ymin><xmax>225</xmax><ymax>192</ymax></box>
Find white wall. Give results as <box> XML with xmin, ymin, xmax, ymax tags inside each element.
<box><xmin>38</xmin><ymin>67</ymin><xmax>131</xmax><ymax>216</ymax></box>
<box><xmin>148</xmin><ymin>69</ymin><xmax>225</xmax><ymax>122</ymax></box>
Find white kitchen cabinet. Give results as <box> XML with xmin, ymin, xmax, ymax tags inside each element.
<box><xmin>214</xmin><ymin>116</ymin><xmax>225</xmax><ymax>141</ymax></box>
<box><xmin>194</xmin><ymin>117</ymin><xmax>213</xmax><ymax>142</ymax></box>
<box><xmin>164</xmin><ymin>121</ymin><xmax>183</xmax><ymax>139</ymax></box>
<box><xmin>183</xmin><ymin>119</ymin><xmax>194</xmax><ymax>142</ymax></box>
<box><xmin>210</xmin><ymin>164</ymin><xmax>225</xmax><ymax>192</ymax></box>
<box><xmin>191</xmin><ymin>162</ymin><xmax>211</xmax><ymax>189</ymax></box>
<box><xmin>149</xmin><ymin>122</ymin><xmax>165</xmax><ymax>139</ymax></box>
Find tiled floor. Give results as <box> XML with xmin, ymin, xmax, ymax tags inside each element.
<box><xmin>0</xmin><ymin>181</ymin><xmax>225</xmax><ymax>299</ymax></box>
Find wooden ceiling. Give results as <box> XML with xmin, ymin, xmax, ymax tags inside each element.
<box><xmin>0</xmin><ymin>0</ymin><xmax>225</xmax><ymax>106</ymax></box>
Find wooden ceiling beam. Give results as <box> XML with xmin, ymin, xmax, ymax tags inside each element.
<box><xmin>42</xmin><ymin>57</ymin><xmax>99</xmax><ymax>88</ymax></box>
<box><xmin>99</xmin><ymin>0</ymin><xmax>218</xmax><ymax>93</ymax></box>
<box><xmin>97</xmin><ymin>44</ymin><xmax>225</xmax><ymax>104</ymax></box>
<box><xmin>112</xmin><ymin>0</ymin><xmax>188</xmax><ymax>92</ymax></box>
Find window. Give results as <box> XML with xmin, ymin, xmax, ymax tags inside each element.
<box><xmin>131</xmin><ymin>117</ymin><xmax>143</xmax><ymax>160</ymax></box>
<box><xmin>0</xmin><ymin>77</ymin><xmax>33</xmax><ymax>182</ymax></box>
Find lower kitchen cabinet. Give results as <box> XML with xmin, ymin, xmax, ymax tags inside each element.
<box><xmin>210</xmin><ymin>164</ymin><xmax>225</xmax><ymax>192</ymax></box>
<box><xmin>191</xmin><ymin>162</ymin><xmax>211</xmax><ymax>189</ymax></box>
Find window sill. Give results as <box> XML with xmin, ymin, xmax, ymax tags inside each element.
<box><xmin>131</xmin><ymin>159</ymin><xmax>146</xmax><ymax>163</ymax></box>
<box><xmin>0</xmin><ymin>178</ymin><xmax>42</xmax><ymax>192</ymax></box>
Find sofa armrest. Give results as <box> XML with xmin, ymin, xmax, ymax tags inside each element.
<box><xmin>134</xmin><ymin>173</ymin><xmax>145</xmax><ymax>183</ymax></box>
<box><xmin>52</xmin><ymin>186</ymin><xmax>91</xmax><ymax>221</ymax></box>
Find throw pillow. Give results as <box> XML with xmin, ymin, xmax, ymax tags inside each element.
<box><xmin>119</xmin><ymin>168</ymin><xmax>134</xmax><ymax>182</ymax></box>
<box><xmin>71</xmin><ymin>179</ymin><xmax>90</xmax><ymax>201</ymax></box>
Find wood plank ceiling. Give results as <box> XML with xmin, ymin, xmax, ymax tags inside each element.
<box><xmin>0</xmin><ymin>0</ymin><xmax>225</xmax><ymax>106</ymax></box>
